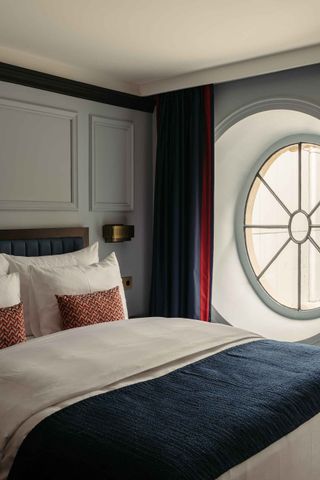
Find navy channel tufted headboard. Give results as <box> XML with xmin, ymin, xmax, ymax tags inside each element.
<box><xmin>0</xmin><ymin>227</ymin><xmax>89</xmax><ymax>256</ymax></box>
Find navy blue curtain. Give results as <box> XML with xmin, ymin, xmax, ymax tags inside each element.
<box><xmin>150</xmin><ymin>85</ymin><xmax>214</xmax><ymax>320</ymax></box>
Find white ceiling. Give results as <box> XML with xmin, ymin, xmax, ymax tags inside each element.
<box><xmin>1</xmin><ymin>0</ymin><xmax>320</xmax><ymax>96</ymax></box>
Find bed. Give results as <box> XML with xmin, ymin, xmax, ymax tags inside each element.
<box><xmin>1</xmin><ymin>227</ymin><xmax>320</xmax><ymax>480</ymax></box>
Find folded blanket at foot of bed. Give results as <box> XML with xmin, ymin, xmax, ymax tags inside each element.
<box><xmin>8</xmin><ymin>340</ymin><xmax>320</xmax><ymax>480</ymax></box>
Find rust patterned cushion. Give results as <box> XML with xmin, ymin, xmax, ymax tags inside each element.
<box><xmin>0</xmin><ymin>303</ymin><xmax>26</xmax><ymax>349</ymax></box>
<box><xmin>56</xmin><ymin>287</ymin><xmax>125</xmax><ymax>330</ymax></box>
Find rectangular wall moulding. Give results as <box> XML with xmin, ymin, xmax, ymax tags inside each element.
<box><xmin>0</xmin><ymin>98</ymin><xmax>78</xmax><ymax>211</ymax></box>
<box><xmin>90</xmin><ymin>115</ymin><xmax>134</xmax><ymax>212</ymax></box>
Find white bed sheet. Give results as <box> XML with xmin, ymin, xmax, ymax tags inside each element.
<box><xmin>0</xmin><ymin>317</ymin><xmax>319</xmax><ymax>480</ymax></box>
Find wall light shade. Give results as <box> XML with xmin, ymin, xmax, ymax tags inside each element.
<box><xmin>102</xmin><ymin>224</ymin><xmax>134</xmax><ymax>243</ymax></box>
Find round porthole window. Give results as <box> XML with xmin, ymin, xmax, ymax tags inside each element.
<box><xmin>243</xmin><ymin>142</ymin><xmax>320</xmax><ymax>317</ymax></box>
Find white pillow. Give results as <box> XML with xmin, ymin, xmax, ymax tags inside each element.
<box><xmin>0</xmin><ymin>273</ymin><xmax>20</xmax><ymax>308</ymax></box>
<box><xmin>4</xmin><ymin>242</ymin><xmax>99</xmax><ymax>337</ymax></box>
<box><xmin>0</xmin><ymin>255</ymin><xmax>9</xmax><ymax>276</ymax></box>
<box><xmin>29</xmin><ymin>252</ymin><xmax>128</xmax><ymax>336</ymax></box>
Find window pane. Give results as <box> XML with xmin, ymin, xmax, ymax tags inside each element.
<box><xmin>311</xmin><ymin>208</ymin><xmax>320</xmax><ymax>225</ymax></box>
<box><xmin>245</xmin><ymin>177</ymin><xmax>289</xmax><ymax>226</ymax></box>
<box><xmin>301</xmin><ymin>238</ymin><xmax>320</xmax><ymax>310</ymax></box>
<box><xmin>245</xmin><ymin>228</ymin><xmax>289</xmax><ymax>277</ymax></box>
<box><xmin>260</xmin><ymin>144</ymin><xmax>298</xmax><ymax>213</ymax></box>
<box><xmin>259</xmin><ymin>241</ymin><xmax>297</xmax><ymax>309</ymax></box>
<box><xmin>301</xmin><ymin>143</ymin><xmax>320</xmax><ymax>214</ymax></box>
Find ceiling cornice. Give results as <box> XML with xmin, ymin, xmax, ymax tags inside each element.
<box><xmin>1</xmin><ymin>43</ymin><xmax>320</xmax><ymax>102</ymax></box>
<box><xmin>139</xmin><ymin>43</ymin><xmax>320</xmax><ymax>96</ymax></box>
<box><xmin>0</xmin><ymin>45</ymin><xmax>138</xmax><ymax>95</ymax></box>
<box><xmin>0</xmin><ymin>62</ymin><xmax>155</xmax><ymax>113</ymax></box>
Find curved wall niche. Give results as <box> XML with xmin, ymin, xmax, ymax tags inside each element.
<box><xmin>213</xmin><ymin>100</ymin><xmax>320</xmax><ymax>342</ymax></box>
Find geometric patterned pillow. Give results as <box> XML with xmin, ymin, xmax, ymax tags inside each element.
<box><xmin>0</xmin><ymin>303</ymin><xmax>26</xmax><ymax>349</ymax></box>
<box><xmin>56</xmin><ymin>287</ymin><xmax>125</xmax><ymax>331</ymax></box>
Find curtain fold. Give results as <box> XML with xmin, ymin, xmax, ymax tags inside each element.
<box><xmin>150</xmin><ymin>85</ymin><xmax>214</xmax><ymax>321</ymax></box>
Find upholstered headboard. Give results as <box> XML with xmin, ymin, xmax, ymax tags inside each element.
<box><xmin>0</xmin><ymin>227</ymin><xmax>89</xmax><ymax>256</ymax></box>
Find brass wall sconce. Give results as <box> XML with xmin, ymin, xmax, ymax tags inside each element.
<box><xmin>102</xmin><ymin>224</ymin><xmax>134</xmax><ymax>243</ymax></box>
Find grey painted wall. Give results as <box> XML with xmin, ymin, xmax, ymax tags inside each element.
<box><xmin>0</xmin><ymin>80</ymin><xmax>153</xmax><ymax>317</ymax></box>
<box><xmin>213</xmin><ymin>63</ymin><xmax>320</xmax><ymax>341</ymax></box>
<box><xmin>215</xmin><ymin>63</ymin><xmax>320</xmax><ymax>126</ymax></box>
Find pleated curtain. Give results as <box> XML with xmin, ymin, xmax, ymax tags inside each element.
<box><xmin>150</xmin><ymin>85</ymin><xmax>214</xmax><ymax>321</ymax></box>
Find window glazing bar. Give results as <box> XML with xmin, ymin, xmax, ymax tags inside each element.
<box><xmin>257</xmin><ymin>174</ymin><xmax>291</xmax><ymax>216</ymax></box>
<box><xmin>308</xmin><ymin>199</ymin><xmax>320</xmax><ymax>218</ymax></box>
<box><xmin>257</xmin><ymin>237</ymin><xmax>291</xmax><ymax>280</ymax></box>
<box><xmin>298</xmin><ymin>243</ymin><xmax>301</xmax><ymax>311</ymax></box>
<box><xmin>298</xmin><ymin>143</ymin><xmax>302</xmax><ymax>211</ymax></box>
<box><xmin>244</xmin><ymin>225</ymin><xmax>288</xmax><ymax>229</ymax></box>
<box><xmin>308</xmin><ymin>235</ymin><xmax>320</xmax><ymax>255</ymax></box>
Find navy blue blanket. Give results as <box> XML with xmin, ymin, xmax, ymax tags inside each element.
<box><xmin>9</xmin><ymin>340</ymin><xmax>320</xmax><ymax>480</ymax></box>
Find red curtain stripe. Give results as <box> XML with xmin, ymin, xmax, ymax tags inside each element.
<box><xmin>200</xmin><ymin>86</ymin><xmax>214</xmax><ymax>321</ymax></box>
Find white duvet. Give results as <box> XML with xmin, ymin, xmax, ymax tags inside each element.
<box><xmin>0</xmin><ymin>317</ymin><xmax>319</xmax><ymax>480</ymax></box>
